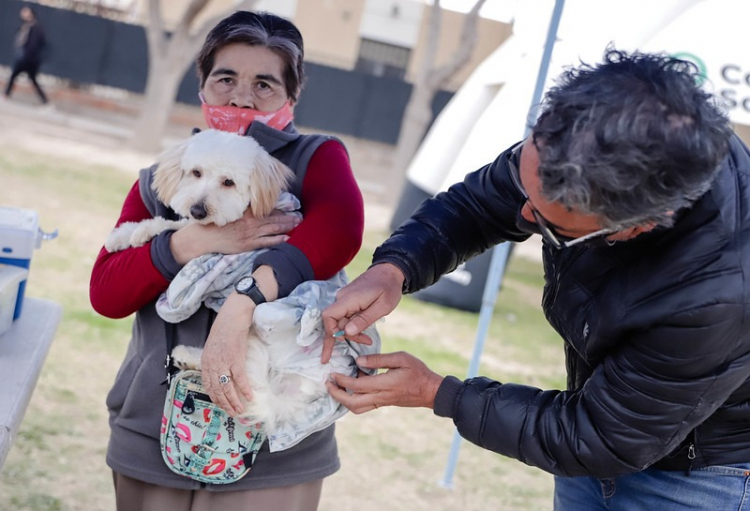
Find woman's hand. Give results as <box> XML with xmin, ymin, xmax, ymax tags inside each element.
<box><xmin>201</xmin><ymin>292</ymin><xmax>256</xmax><ymax>417</ymax></box>
<box><xmin>326</xmin><ymin>352</ymin><xmax>444</xmax><ymax>413</ymax></box>
<box><xmin>321</xmin><ymin>263</ymin><xmax>404</xmax><ymax>363</ymax></box>
<box><xmin>201</xmin><ymin>265</ymin><xmax>278</xmax><ymax>416</ymax></box>
<box><xmin>171</xmin><ymin>209</ymin><xmax>300</xmax><ymax>265</ymax></box>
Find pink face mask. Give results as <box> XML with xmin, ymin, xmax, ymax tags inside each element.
<box><xmin>200</xmin><ymin>94</ymin><xmax>294</xmax><ymax>134</ymax></box>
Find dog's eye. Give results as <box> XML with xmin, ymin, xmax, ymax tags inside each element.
<box><xmin>192</xmin><ymin>169</ymin><xmax>201</xmax><ymax>178</ymax></box>
<box><xmin>223</xmin><ymin>179</ymin><xmax>235</xmax><ymax>187</ymax></box>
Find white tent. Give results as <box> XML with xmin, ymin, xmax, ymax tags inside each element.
<box><xmin>407</xmin><ymin>0</ymin><xmax>749</xmax><ymax>205</ymax></box>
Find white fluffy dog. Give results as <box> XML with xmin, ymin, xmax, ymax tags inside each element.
<box><xmin>104</xmin><ymin>129</ymin><xmax>330</xmax><ymax>433</ymax></box>
<box><xmin>104</xmin><ymin>129</ymin><xmax>293</xmax><ymax>251</ymax></box>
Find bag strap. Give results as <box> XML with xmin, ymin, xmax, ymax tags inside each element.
<box><xmin>162</xmin><ymin>322</ymin><xmax>180</xmax><ymax>385</ymax></box>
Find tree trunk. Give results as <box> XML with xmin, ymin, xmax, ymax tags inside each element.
<box><xmin>128</xmin><ymin>0</ymin><xmax>257</xmax><ymax>154</ymax></box>
<box><xmin>130</xmin><ymin>63</ymin><xmax>186</xmax><ymax>154</ymax></box>
<box><xmin>391</xmin><ymin>0</ymin><xmax>488</xmax><ymax>198</ymax></box>
<box><xmin>391</xmin><ymin>85</ymin><xmax>435</xmax><ymax>188</ymax></box>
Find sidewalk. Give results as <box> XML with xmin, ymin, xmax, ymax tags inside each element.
<box><xmin>0</xmin><ymin>75</ymin><xmax>199</xmax><ymax>175</ymax></box>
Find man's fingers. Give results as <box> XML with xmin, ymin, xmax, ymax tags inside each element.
<box><xmin>323</xmin><ymin>297</ymin><xmax>371</xmax><ymax>337</ymax></box>
<box><xmin>343</xmin><ymin>313</ymin><xmax>371</xmax><ymax>337</ymax></box>
<box><xmin>322</xmin><ymin>314</ymin><xmax>341</xmax><ymax>338</ymax></box>
<box><xmin>321</xmin><ymin>314</ymin><xmax>346</xmax><ymax>362</ymax></box>
<box><xmin>356</xmin><ymin>351</ymin><xmax>406</xmax><ymax>370</ymax></box>
<box><xmin>329</xmin><ymin>372</ymin><xmax>386</xmax><ymax>395</ymax></box>
<box><xmin>326</xmin><ymin>381</ymin><xmax>378</xmax><ymax>414</ymax></box>
<box><xmin>330</xmin><ymin>372</ymin><xmax>359</xmax><ymax>390</ymax></box>
<box><xmin>321</xmin><ymin>322</ymin><xmax>372</xmax><ymax>365</ymax></box>
<box><xmin>326</xmin><ymin>380</ymin><xmax>350</xmax><ymax>403</ymax></box>
<box><xmin>321</xmin><ymin>337</ymin><xmax>335</xmax><ymax>365</ymax></box>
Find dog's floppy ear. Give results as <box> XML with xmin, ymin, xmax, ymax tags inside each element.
<box><xmin>152</xmin><ymin>138</ymin><xmax>190</xmax><ymax>204</ymax></box>
<box><xmin>249</xmin><ymin>153</ymin><xmax>295</xmax><ymax>218</ymax></box>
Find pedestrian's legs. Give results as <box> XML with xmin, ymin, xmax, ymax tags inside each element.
<box><xmin>25</xmin><ymin>61</ymin><xmax>48</xmax><ymax>104</ymax></box>
<box><xmin>3</xmin><ymin>60</ymin><xmax>24</xmax><ymax>98</ymax></box>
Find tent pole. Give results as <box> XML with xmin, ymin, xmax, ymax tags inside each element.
<box><xmin>438</xmin><ymin>0</ymin><xmax>566</xmax><ymax>489</ymax></box>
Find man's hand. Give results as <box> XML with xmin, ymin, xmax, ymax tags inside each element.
<box><xmin>321</xmin><ymin>263</ymin><xmax>405</xmax><ymax>363</ymax></box>
<box><xmin>326</xmin><ymin>352</ymin><xmax>444</xmax><ymax>413</ymax></box>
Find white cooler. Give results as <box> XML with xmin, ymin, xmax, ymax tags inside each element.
<box><xmin>0</xmin><ymin>207</ymin><xmax>56</xmax><ymax>323</ymax></box>
<box><xmin>0</xmin><ymin>265</ymin><xmax>29</xmax><ymax>336</ymax></box>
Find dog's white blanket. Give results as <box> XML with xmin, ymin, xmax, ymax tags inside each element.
<box><xmin>154</xmin><ymin>192</ymin><xmax>380</xmax><ymax>451</ymax></box>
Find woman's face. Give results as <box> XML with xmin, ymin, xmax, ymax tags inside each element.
<box><xmin>201</xmin><ymin>43</ymin><xmax>290</xmax><ymax>111</ymax></box>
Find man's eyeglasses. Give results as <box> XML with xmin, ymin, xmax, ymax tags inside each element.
<box><xmin>507</xmin><ymin>140</ymin><xmax>619</xmax><ymax>250</ymax></box>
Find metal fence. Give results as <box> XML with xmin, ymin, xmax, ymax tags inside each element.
<box><xmin>0</xmin><ymin>0</ymin><xmax>453</xmax><ymax>144</ymax></box>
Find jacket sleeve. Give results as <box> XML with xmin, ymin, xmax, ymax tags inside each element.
<box><xmin>252</xmin><ymin>140</ymin><xmax>364</xmax><ymax>296</ymax></box>
<box><xmin>434</xmin><ymin>301</ymin><xmax>750</xmax><ymax>477</ymax></box>
<box><xmin>89</xmin><ymin>180</ymin><xmax>170</xmax><ymax>318</ymax></box>
<box><xmin>373</xmin><ymin>146</ymin><xmax>530</xmax><ymax>293</ymax></box>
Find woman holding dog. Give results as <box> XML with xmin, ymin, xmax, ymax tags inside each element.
<box><xmin>90</xmin><ymin>11</ymin><xmax>364</xmax><ymax>511</ymax></box>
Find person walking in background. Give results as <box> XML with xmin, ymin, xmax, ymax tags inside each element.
<box><xmin>4</xmin><ymin>6</ymin><xmax>49</xmax><ymax>105</ymax></box>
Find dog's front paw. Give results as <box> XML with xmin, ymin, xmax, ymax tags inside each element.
<box><xmin>129</xmin><ymin>223</ymin><xmax>159</xmax><ymax>247</ymax></box>
<box><xmin>171</xmin><ymin>345</ymin><xmax>204</xmax><ymax>371</ymax></box>
<box><xmin>104</xmin><ymin>223</ymin><xmax>139</xmax><ymax>252</ymax></box>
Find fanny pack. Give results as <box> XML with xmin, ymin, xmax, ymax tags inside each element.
<box><xmin>159</xmin><ymin>324</ymin><xmax>266</xmax><ymax>484</ymax></box>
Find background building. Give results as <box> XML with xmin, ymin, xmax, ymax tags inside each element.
<box><xmin>115</xmin><ymin>0</ymin><xmax>511</xmax><ymax>91</ymax></box>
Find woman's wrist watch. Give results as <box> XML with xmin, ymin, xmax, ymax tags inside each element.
<box><xmin>234</xmin><ymin>276</ymin><xmax>267</xmax><ymax>305</ymax></box>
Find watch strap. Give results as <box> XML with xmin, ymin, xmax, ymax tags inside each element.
<box><xmin>237</xmin><ymin>278</ymin><xmax>267</xmax><ymax>306</ymax></box>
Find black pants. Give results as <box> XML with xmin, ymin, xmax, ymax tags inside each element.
<box><xmin>4</xmin><ymin>58</ymin><xmax>48</xmax><ymax>103</ymax></box>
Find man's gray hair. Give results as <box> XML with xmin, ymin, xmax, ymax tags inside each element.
<box><xmin>532</xmin><ymin>48</ymin><xmax>732</xmax><ymax>229</ymax></box>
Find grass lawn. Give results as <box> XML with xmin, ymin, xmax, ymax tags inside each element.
<box><xmin>0</xmin><ymin>145</ymin><xmax>564</xmax><ymax>511</ymax></box>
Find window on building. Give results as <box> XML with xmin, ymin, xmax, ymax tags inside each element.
<box><xmin>355</xmin><ymin>38</ymin><xmax>411</xmax><ymax>80</ymax></box>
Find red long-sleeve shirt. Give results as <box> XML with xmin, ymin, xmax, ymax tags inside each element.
<box><xmin>90</xmin><ymin>140</ymin><xmax>364</xmax><ymax>318</ymax></box>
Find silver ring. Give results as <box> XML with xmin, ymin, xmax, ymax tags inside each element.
<box><xmin>219</xmin><ymin>374</ymin><xmax>231</xmax><ymax>385</ymax></box>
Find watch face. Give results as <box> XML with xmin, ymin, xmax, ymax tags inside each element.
<box><xmin>237</xmin><ymin>277</ymin><xmax>254</xmax><ymax>292</ymax></box>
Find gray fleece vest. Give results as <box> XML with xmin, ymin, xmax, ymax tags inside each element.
<box><xmin>106</xmin><ymin>123</ymin><xmax>344</xmax><ymax>491</ymax></box>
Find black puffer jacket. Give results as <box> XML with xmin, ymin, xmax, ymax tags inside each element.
<box><xmin>374</xmin><ymin>134</ymin><xmax>750</xmax><ymax>477</ymax></box>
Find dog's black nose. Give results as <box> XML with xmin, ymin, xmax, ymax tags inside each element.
<box><xmin>190</xmin><ymin>204</ymin><xmax>208</xmax><ymax>220</ymax></box>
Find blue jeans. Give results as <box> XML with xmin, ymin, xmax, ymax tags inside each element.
<box><xmin>554</xmin><ymin>464</ymin><xmax>750</xmax><ymax>510</ymax></box>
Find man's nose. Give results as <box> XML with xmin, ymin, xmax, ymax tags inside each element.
<box><xmin>230</xmin><ymin>83</ymin><xmax>254</xmax><ymax>108</ymax></box>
